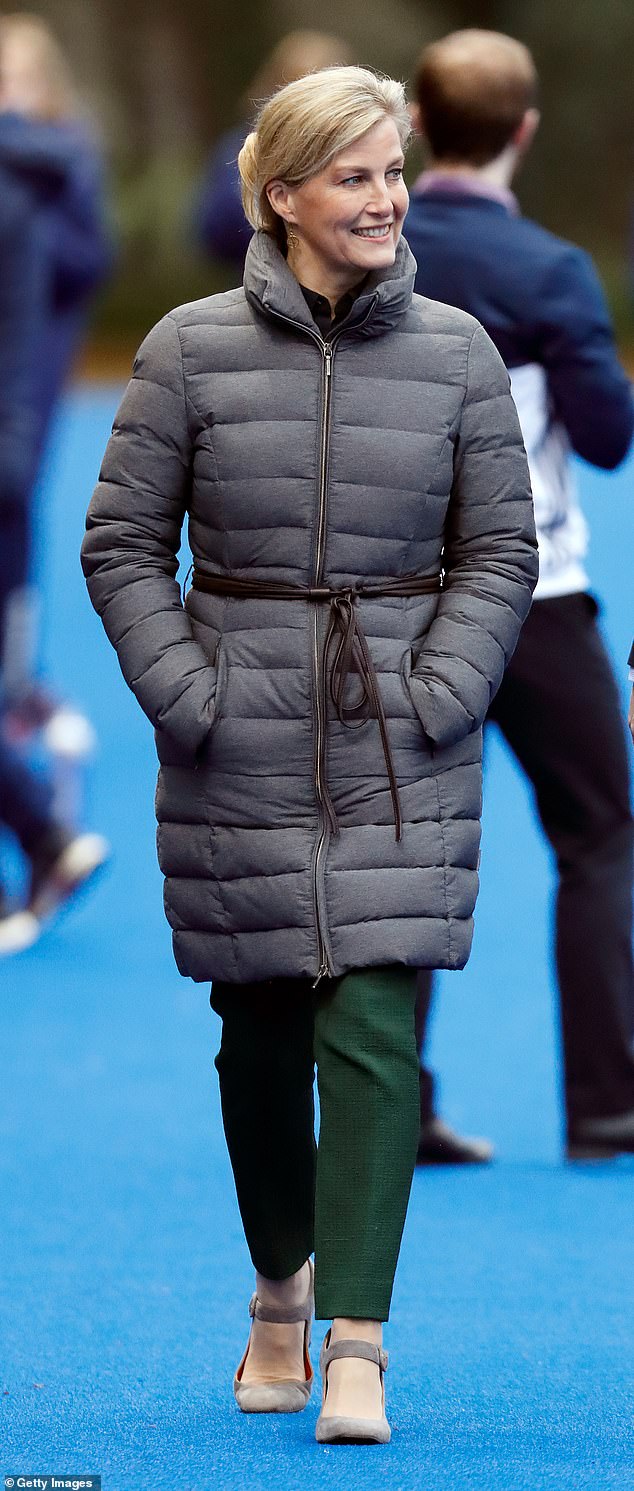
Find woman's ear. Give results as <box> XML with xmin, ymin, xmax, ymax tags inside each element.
<box><xmin>266</xmin><ymin>178</ymin><xmax>297</xmax><ymax>226</ymax></box>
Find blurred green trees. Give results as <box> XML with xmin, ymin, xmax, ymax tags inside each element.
<box><xmin>31</xmin><ymin>0</ymin><xmax>634</xmax><ymax>344</ymax></box>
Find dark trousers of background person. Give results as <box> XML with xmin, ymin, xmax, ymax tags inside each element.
<box><xmin>0</xmin><ymin>498</ymin><xmax>33</xmax><ymax>699</ymax></box>
<box><xmin>0</xmin><ymin>730</ymin><xmax>55</xmax><ymax>871</ymax></box>
<box><xmin>416</xmin><ymin>594</ymin><xmax>634</xmax><ymax>1137</ymax></box>
<box><xmin>210</xmin><ymin>966</ymin><xmax>420</xmax><ymax>1322</ymax></box>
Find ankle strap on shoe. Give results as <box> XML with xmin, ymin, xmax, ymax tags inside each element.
<box><xmin>249</xmin><ymin>1293</ymin><xmax>312</xmax><ymax>1325</ymax></box>
<box><xmin>322</xmin><ymin>1337</ymin><xmax>388</xmax><ymax>1373</ymax></box>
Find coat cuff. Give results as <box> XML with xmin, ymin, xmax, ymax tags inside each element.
<box><xmin>407</xmin><ymin>671</ymin><xmax>476</xmax><ymax>748</ymax></box>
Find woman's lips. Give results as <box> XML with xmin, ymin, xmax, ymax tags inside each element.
<box><xmin>351</xmin><ymin>224</ymin><xmax>393</xmax><ymax>239</ymax></box>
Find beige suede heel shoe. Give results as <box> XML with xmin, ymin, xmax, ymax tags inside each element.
<box><xmin>315</xmin><ymin>1331</ymin><xmax>391</xmax><ymax>1444</ymax></box>
<box><xmin>233</xmin><ymin>1261</ymin><xmax>314</xmax><ymax>1413</ymax></box>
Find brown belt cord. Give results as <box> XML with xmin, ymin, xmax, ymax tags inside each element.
<box><xmin>190</xmin><ymin>570</ymin><xmax>442</xmax><ymax>842</ymax></box>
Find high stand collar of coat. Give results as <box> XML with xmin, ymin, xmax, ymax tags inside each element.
<box><xmin>243</xmin><ymin>228</ymin><xmax>418</xmax><ymax>341</ymax></box>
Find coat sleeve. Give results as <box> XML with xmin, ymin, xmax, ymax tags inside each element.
<box><xmin>0</xmin><ymin>180</ymin><xmax>45</xmax><ymax>509</ymax></box>
<box><xmin>0</xmin><ymin>115</ymin><xmax>114</xmax><ymax>306</ymax></box>
<box><xmin>44</xmin><ymin>139</ymin><xmax>114</xmax><ymax>309</ymax></box>
<box><xmin>537</xmin><ymin>246</ymin><xmax>634</xmax><ymax>470</ymax></box>
<box><xmin>408</xmin><ymin>323</ymin><xmax>538</xmax><ymax>748</ymax></box>
<box><xmin>80</xmin><ymin>312</ymin><xmax>218</xmax><ymax>756</ymax></box>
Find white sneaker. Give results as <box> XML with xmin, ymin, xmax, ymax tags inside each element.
<box><xmin>0</xmin><ymin>909</ymin><xmax>41</xmax><ymax>956</ymax></box>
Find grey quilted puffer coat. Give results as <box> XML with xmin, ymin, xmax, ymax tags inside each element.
<box><xmin>82</xmin><ymin>232</ymin><xmax>537</xmax><ymax>984</ymax></box>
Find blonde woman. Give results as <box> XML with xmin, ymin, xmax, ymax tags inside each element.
<box><xmin>82</xmin><ymin>67</ymin><xmax>537</xmax><ymax>1444</ymax></box>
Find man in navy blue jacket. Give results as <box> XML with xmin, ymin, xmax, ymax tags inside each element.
<box><xmin>406</xmin><ymin>29</ymin><xmax>634</xmax><ymax>1160</ymax></box>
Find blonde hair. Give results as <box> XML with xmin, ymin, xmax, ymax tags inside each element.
<box><xmin>238</xmin><ymin>66</ymin><xmax>411</xmax><ymax>245</ymax></box>
<box><xmin>0</xmin><ymin>12</ymin><xmax>79</xmax><ymax>121</ymax></box>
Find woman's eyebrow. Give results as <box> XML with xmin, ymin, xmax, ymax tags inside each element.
<box><xmin>335</xmin><ymin>156</ymin><xmax>405</xmax><ymax>174</ymax></box>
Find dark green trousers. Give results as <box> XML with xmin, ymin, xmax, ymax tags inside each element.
<box><xmin>210</xmin><ymin>965</ymin><xmax>420</xmax><ymax>1321</ymax></box>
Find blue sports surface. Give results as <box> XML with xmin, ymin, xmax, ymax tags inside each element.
<box><xmin>1</xmin><ymin>387</ymin><xmax>633</xmax><ymax>1490</ymax></box>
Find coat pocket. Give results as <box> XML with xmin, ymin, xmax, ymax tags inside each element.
<box><xmin>211</xmin><ymin>636</ymin><xmax>227</xmax><ymax>728</ymax></box>
<box><xmin>192</xmin><ymin>634</ymin><xmax>229</xmax><ymax>767</ymax></box>
<box><xmin>400</xmin><ymin>647</ymin><xmax>429</xmax><ymax>738</ymax></box>
<box><xmin>402</xmin><ymin>643</ymin><xmax>477</xmax><ymax>750</ymax></box>
<box><xmin>155</xmin><ymin>635</ymin><xmax>226</xmax><ymax>767</ymax></box>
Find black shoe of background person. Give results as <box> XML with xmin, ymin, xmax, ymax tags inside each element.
<box><xmin>28</xmin><ymin>826</ymin><xmax>110</xmax><ymax>921</ymax></box>
<box><xmin>566</xmin><ymin>1111</ymin><xmax>634</xmax><ymax>1160</ymax></box>
<box><xmin>416</xmin><ymin>1116</ymin><xmax>494</xmax><ymax>1166</ymax></box>
<box><xmin>0</xmin><ymin>828</ymin><xmax>109</xmax><ymax>957</ymax></box>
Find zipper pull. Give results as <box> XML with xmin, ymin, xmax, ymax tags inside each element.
<box><xmin>312</xmin><ymin>961</ymin><xmax>330</xmax><ymax>990</ymax></box>
<box><xmin>324</xmin><ymin>344</ymin><xmax>332</xmax><ymax>377</ymax></box>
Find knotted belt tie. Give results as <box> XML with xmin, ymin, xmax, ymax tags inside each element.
<box><xmin>191</xmin><ymin>569</ymin><xmax>442</xmax><ymax>842</ymax></box>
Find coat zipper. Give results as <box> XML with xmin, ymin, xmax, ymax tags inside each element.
<box><xmin>312</xmin><ymin>340</ymin><xmax>334</xmax><ymax>985</ymax></box>
<box><xmin>265</xmin><ymin>301</ymin><xmax>377</xmax><ymax>986</ymax></box>
<box><xmin>315</xmin><ymin>341</ymin><xmax>333</xmax><ymax>582</ymax></box>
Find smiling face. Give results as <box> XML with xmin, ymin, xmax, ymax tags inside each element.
<box><xmin>267</xmin><ymin>116</ymin><xmax>409</xmax><ymax>302</ymax></box>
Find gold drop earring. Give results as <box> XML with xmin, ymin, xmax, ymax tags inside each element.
<box><xmin>287</xmin><ymin>225</ymin><xmax>298</xmax><ymax>248</ymax></box>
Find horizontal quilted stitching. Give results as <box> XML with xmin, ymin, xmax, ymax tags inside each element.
<box><xmin>82</xmin><ymin>231</ymin><xmax>537</xmax><ymax>982</ymax></box>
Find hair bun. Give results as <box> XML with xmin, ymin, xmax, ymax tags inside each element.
<box><xmin>238</xmin><ymin>131</ymin><xmax>263</xmax><ymax>230</ymax></box>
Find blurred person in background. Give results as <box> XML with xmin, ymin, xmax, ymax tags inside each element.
<box><xmin>0</xmin><ymin>147</ymin><xmax>107</xmax><ymax>956</ymax></box>
<box><xmin>82</xmin><ymin>66</ymin><xmax>536</xmax><ymax>1443</ymax></box>
<box><xmin>406</xmin><ymin>29</ymin><xmax>634</xmax><ymax>1161</ymax></box>
<box><xmin>0</xmin><ymin>12</ymin><xmax>112</xmax><ymax>761</ymax></box>
<box><xmin>193</xmin><ymin>30</ymin><xmax>353</xmax><ymax>273</ymax></box>
<box><xmin>195</xmin><ymin>25</ymin><xmax>489</xmax><ymax>1169</ymax></box>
